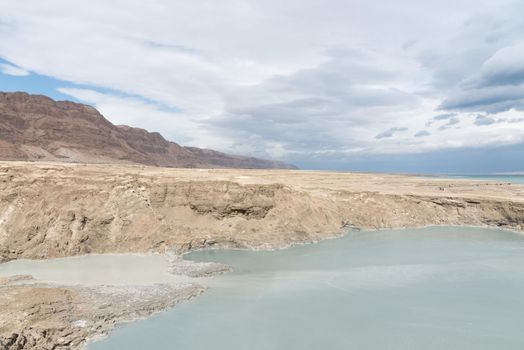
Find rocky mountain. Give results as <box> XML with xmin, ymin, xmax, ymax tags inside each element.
<box><xmin>0</xmin><ymin>92</ymin><xmax>296</xmax><ymax>169</ymax></box>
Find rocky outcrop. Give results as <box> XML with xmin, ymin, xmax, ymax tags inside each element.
<box><xmin>0</xmin><ymin>92</ymin><xmax>296</xmax><ymax>169</ymax></box>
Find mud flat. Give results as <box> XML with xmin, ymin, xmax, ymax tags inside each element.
<box><xmin>0</xmin><ymin>255</ymin><xmax>212</xmax><ymax>350</ymax></box>
<box><xmin>1</xmin><ymin>162</ymin><xmax>524</xmax><ymax>349</ymax></box>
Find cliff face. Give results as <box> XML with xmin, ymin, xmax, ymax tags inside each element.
<box><xmin>0</xmin><ymin>162</ymin><xmax>523</xmax><ymax>262</ymax></box>
<box><xmin>0</xmin><ymin>92</ymin><xmax>296</xmax><ymax>169</ymax></box>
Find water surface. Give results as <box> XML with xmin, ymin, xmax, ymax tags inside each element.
<box><xmin>447</xmin><ymin>174</ymin><xmax>524</xmax><ymax>184</ymax></box>
<box><xmin>89</xmin><ymin>226</ymin><xmax>524</xmax><ymax>350</ymax></box>
<box><xmin>0</xmin><ymin>253</ymin><xmax>191</xmax><ymax>285</ymax></box>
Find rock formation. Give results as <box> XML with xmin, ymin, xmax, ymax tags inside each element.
<box><xmin>1</xmin><ymin>162</ymin><xmax>523</xmax><ymax>262</ymax></box>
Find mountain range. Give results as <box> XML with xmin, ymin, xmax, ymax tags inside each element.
<box><xmin>0</xmin><ymin>92</ymin><xmax>295</xmax><ymax>169</ymax></box>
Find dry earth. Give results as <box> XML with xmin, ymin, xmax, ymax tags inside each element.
<box><xmin>1</xmin><ymin>161</ymin><xmax>523</xmax><ymax>261</ymax></box>
<box><xmin>1</xmin><ymin>161</ymin><xmax>524</xmax><ymax>349</ymax></box>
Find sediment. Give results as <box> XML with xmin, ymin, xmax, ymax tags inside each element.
<box><xmin>0</xmin><ymin>275</ymin><xmax>204</xmax><ymax>350</ymax></box>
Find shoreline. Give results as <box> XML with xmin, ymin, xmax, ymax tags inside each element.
<box><xmin>0</xmin><ymin>256</ymin><xmax>214</xmax><ymax>350</ymax></box>
<box><xmin>180</xmin><ymin>222</ymin><xmax>524</xmax><ymax>257</ymax></box>
<box><xmin>2</xmin><ymin>223</ymin><xmax>524</xmax><ymax>350</ymax></box>
<box><xmin>0</xmin><ymin>279</ymin><xmax>205</xmax><ymax>350</ymax></box>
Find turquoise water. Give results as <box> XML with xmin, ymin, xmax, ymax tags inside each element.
<box><xmin>89</xmin><ymin>227</ymin><xmax>524</xmax><ymax>350</ymax></box>
<box><xmin>446</xmin><ymin>175</ymin><xmax>524</xmax><ymax>184</ymax></box>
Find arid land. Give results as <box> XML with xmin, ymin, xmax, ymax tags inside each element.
<box><xmin>1</xmin><ymin>161</ymin><xmax>524</xmax><ymax>349</ymax></box>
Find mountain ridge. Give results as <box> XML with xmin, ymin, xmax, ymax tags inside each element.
<box><xmin>0</xmin><ymin>91</ymin><xmax>296</xmax><ymax>169</ymax></box>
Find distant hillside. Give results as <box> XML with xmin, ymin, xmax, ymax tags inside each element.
<box><xmin>0</xmin><ymin>92</ymin><xmax>296</xmax><ymax>169</ymax></box>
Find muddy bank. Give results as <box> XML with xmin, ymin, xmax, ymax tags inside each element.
<box><xmin>0</xmin><ymin>251</ymin><xmax>234</xmax><ymax>350</ymax></box>
<box><xmin>0</xmin><ymin>275</ymin><xmax>204</xmax><ymax>350</ymax></box>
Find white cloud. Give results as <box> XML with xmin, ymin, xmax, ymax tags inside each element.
<box><xmin>56</xmin><ymin>87</ymin><xmax>227</xmax><ymax>149</ymax></box>
<box><xmin>0</xmin><ymin>0</ymin><xmax>523</xmax><ymax>166</ymax></box>
<box><xmin>475</xmin><ymin>43</ymin><xmax>524</xmax><ymax>87</ymax></box>
<box><xmin>0</xmin><ymin>62</ymin><xmax>29</xmax><ymax>76</ymax></box>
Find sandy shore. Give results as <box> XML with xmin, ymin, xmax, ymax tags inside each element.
<box><xmin>1</xmin><ymin>161</ymin><xmax>524</xmax><ymax>349</ymax></box>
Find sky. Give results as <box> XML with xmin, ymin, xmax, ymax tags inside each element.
<box><xmin>1</xmin><ymin>0</ymin><xmax>524</xmax><ymax>173</ymax></box>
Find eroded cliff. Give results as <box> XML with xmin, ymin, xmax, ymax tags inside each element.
<box><xmin>1</xmin><ymin>162</ymin><xmax>523</xmax><ymax>262</ymax></box>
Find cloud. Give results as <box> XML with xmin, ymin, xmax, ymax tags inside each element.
<box><xmin>204</xmin><ymin>50</ymin><xmax>423</xmax><ymax>158</ymax></box>
<box><xmin>474</xmin><ymin>43</ymin><xmax>524</xmax><ymax>87</ymax></box>
<box><xmin>474</xmin><ymin>115</ymin><xmax>496</xmax><ymax>125</ymax></box>
<box><xmin>438</xmin><ymin>42</ymin><xmax>524</xmax><ymax>113</ymax></box>
<box><xmin>375</xmin><ymin>127</ymin><xmax>408</xmax><ymax>139</ymax></box>
<box><xmin>0</xmin><ymin>62</ymin><xmax>29</xmax><ymax>76</ymax></box>
<box><xmin>426</xmin><ymin>113</ymin><xmax>456</xmax><ymax>126</ymax></box>
<box><xmin>421</xmin><ymin>2</ymin><xmax>524</xmax><ymax>118</ymax></box>
<box><xmin>439</xmin><ymin>85</ymin><xmax>524</xmax><ymax>113</ymax></box>
<box><xmin>414</xmin><ymin>130</ymin><xmax>431</xmax><ymax>137</ymax></box>
<box><xmin>438</xmin><ymin>116</ymin><xmax>460</xmax><ymax>130</ymax></box>
<box><xmin>56</xmin><ymin>87</ymin><xmax>216</xmax><ymax>146</ymax></box>
<box><xmin>1</xmin><ymin>0</ymin><xmax>524</xmax><ymax>170</ymax></box>
<box><xmin>474</xmin><ymin>114</ymin><xmax>524</xmax><ymax>126</ymax></box>
<box><xmin>425</xmin><ymin>112</ymin><xmax>461</xmax><ymax>130</ymax></box>
<box><xmin>432</xmin><ymin>113</ymin><xmax>456</xmax><ymax>121</ymax></box>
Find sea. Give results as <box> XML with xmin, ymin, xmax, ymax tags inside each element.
<box><xmin>80</xmin><ymin>226</ymin><xmax>524</xmax><ymax>350</ymax></box>
<box><xmin>444</xmin><ymin>174</ymin><xmax>524</xmax><ymax>184</ymax></box>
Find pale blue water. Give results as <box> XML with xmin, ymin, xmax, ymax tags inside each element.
<box><xmin>446</xmin><ymin>175</ymin><xmax>524</xmax><ymax>184</ymax></box>
<box><xmin>89</xmin><ymin>227</ymin><xmax>524</xmax><ymax>350</ymax></box>
<box><xmin>0</xmin><ymin>254</ymin><xmax>192</xmax><ymax>285</ymax></box>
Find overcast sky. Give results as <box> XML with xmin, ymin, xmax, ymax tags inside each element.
<box><xmin>1</xmin><ymin>0</ymin><xmax>524</xmax><ymax>173</ymax></box>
